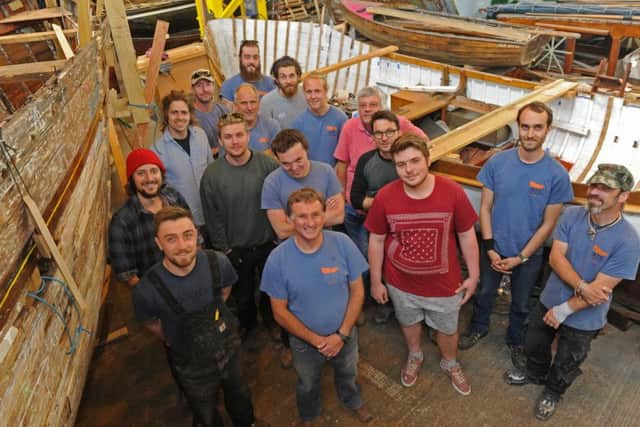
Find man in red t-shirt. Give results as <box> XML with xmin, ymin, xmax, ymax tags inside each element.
<box><xmin>365</xmin><ymin>134</ymin><xmax>480</xmax><ymax>395</ymax></box>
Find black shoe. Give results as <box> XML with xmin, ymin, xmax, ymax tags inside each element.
<box><xmin>458</xmin><ymin>330</ymin><xmax>488</xmax><ymax>350</ymax></box>
<box><xmin>374</xmin><ymin>304</ymin><xmax>394</xmax><ymax>324</ymax></box>
<box><xmin>509</xmin><ymin>345</ymin><xmax>526</xmax><ymax>371</ymax></box>
<box><xmin>534</xmin><ymin>391</ymin><xmax>561</xmax><ymax>421</ymax></box>
<box><xmin>503</xmin><ymin>368</ymin><xmax>529</xmax><ymax>386</ymax></box>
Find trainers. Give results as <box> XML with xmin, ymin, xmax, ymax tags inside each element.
<box><xmin>509</xmin><ymin>345</ymin><xmax>526</xmax><ymax>371</ymax></box>
<box><xmin>280</xmin><ymin>348</ymin><xmax>293</xmax><ymax>369</ymax></box>
<box><xmin>503</xmin><ymin>368</ymin><xmax>528</xmax><ymax>385</ymax></box>
<box><xmin>440</xmin><ymin>361</ymin><xmax>471</xmax><ymax>395</ymax></box>
<box><xmin>374</xmin><ymin>304</ymin><xmax>394</xmax><ymax>324</ymax></box>
<box><xmin>458</xmin><ymin>330</ymin><xmax>488</xmax><ymax>350</ymax></box>
<box><xmin>534</xmin><ymin>391</ymin><xmax>561</xmax><ymax>421</ymax></box>
<box><xmin>400</xmin><ymin>354</ymin><xmax>424</xmax><ymax>387</ymax></box>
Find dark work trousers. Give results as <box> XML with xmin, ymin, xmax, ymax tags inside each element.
<box><xmin>170</xmin><ymin>350</ymin><xmax>255</xmax><ymax>427</ymax></box>
<box><xmin>470</xmin><ymin>245</ymin><xmax>544</xmax><ymax>346</ymax></box>
<box><xmin>230</xmin><ymin>242</ymin><xmax>275</xmax><ymax>335</ymax></box>
<box><xmin>525</xmin><ymin>301</ymin><xmax>599</xmax><ymax>397</ymax></box>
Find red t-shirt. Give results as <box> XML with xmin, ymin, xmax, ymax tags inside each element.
<box><xmin>365</xmin><ymin>176</ymin><xmax>478</xmax><ymax>297</ymax></box>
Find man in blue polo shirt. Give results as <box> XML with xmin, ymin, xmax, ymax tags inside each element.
<box><xmin>459</xmin><ymin>102</ymin><xmax>574</xmax><ymax>371</ymax></box>
<box><xmin>261</xmin><ymin>188</ymin><xmax>373</xmax><ymax>425</ymax></box>
<box><xmin>234</xmin><ymin>83</ymin><xmax>280</xmax><ymax>155</ymax></box>
<box><xmin>291</xmin><ymin>72</ymin><xmax>348</xmax><ymax>166</ymax></box>
<box><xmin>504</xmin><ymin>164</ymin><xmax>639</xmax><ymax>421</ymax></box>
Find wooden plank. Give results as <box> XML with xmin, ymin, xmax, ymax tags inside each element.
<box><xmin>366</xmin><ymin>6</ymin><xmax>531</xmax><ymax>43</ymax></box>
<box><xmin>429</xmin><ymin>80</ymin><xmax>578</xmax><ymax>162</ymax></box>
<box><xmin>52</xmin><ymin>24</ymin><xmax>74</xmax><ymax>59</ymax></box>
<box><xmin>577</xmin><ymin>97</ymin><xmax>614</xmax><ymax>182</ymax></box>
<box><xmin>0</xmin><ymin>7</ymin><xmax>71</xmax><ymax>24</ymax></box>
<box><xmin>20</xmin><ymin>194</ymin><xmax>87</xmax><ymax>311</ymax></box>
<box><xmin>0</xmin><ymin>29</ymin><xmax>76</xmax><ymax>44</ymax></box>
<box><xmin>78</xmin><ymin>0</ymin><xmax>91</xmax><ymax>48</ymax></box>
<box><xmin>303</xmin><ymin>45</ymin><xmax>398</xmax><ymax>78</ymax></box>
<box><xmin>108</xmin><ymin>118</ymin><xmax>127</xmax><ymax>189</ymax></box>
<box><xmin>0</xmin><ymin>60</ymin><xmax>67</xmax><ymax>83</ymax></box>
<box><xmin>105</xmin><ymin>0</ymin><xmax>150</xmax><ymax>130</ymax></box>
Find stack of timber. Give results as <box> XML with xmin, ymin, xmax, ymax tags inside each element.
<box><xmin>0</xmin><ymin>4</ymin><xmax>109</xmax><ymax>426</ymax></box>
<box><xmin>274</xmin><ymin>0</ymin><xmax>312</xmax><ymax>21</ymax></box>
<box><xmin>339</xmin><ymin>0</ymin><xmax>555</xmax><ymax>67</ymax></box>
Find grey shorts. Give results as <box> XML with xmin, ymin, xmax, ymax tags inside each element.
<box><xmin>387</xmin><ymin>284</ymin><xmax>462</xmax><ymax>335</ymax></box>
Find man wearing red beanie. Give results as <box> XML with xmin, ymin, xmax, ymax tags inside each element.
<box><xmin>109</xmin><ymin>148</ymin><xmax>190</xmax><ymax>287</ymax></box>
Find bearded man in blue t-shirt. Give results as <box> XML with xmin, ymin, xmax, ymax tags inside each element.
<box><xmin>504</xmin><ymin>164</ymin><xmax>640</xmax><ymax>421</ymax></box>
<box><xmin>460</xmin><ymin>101</ymin><xmax>574</xmax><ymax>370</ymax></box>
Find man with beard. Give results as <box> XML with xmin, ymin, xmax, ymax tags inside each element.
<box><xmin>191</xmin><ymin>68</ymin><xmax>230</xmax><ymax>158</ymax></box>
<box><xmin>132</xmin><ymin>207</ymin><xmax>257</xmax><ymax>427</ymax></box>
<box><xmin>459</xmin><ymin>102</ymin><xmax>574</xmax><ymax>371</ymax></box>
<box><xmin>259</xmin><ymin>56</ymin><xmax>307</xmax><ymax>129</ymax></box>
<box><xmin>291</xmin><ymin>72</ymin><xmax>347</xmax><ymax>166</ymax></box>
<box><xmin>350</xmin><ymin>110</ymin><xmax>403</xmax><ymax>324</ymax></box>
<box><xmin>366</xmin><ymin>134</ymin><xmax>479</xmax><ymax>394</ymax></box>
<box><xmin>334</xmin><ymin>86</ymin><xmax>425</xmax><ymax>259</ymax></box>
<box><xmin>152</xmin><ymin>90</ymin><xmax>213</xmax><ymax>244</ymax></box>
<box><xmin>200</xmin><ymin>113</ymin><xmax>279</xmax><ymax>341</ymax></box>
<box><xmin>504</xmin><ymin>164</ymin><xmax>639</xmax><ymax>421</ymax></box>
<box><xmin>220</xmin><ymin>40</ymin><xmax>275</xmax><ymax>109</ymax></box>
<box><xmin>109</xmin><ymin>149</ymin><xmax>190</xmax><ymax>287</ymax></box>
<box><xmin>234</xmin><ymin>83</ymin><xmax>280</xmax><ymax>155</ymax></box>
<box><xmin>261</xmin><ymin>188</ymin><xmax>373</xmax><ymax>425</ymax></box>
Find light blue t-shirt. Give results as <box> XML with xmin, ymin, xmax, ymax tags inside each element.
<box><xmin>249</xmin><ymin>115</ymin><xmax>281</xmax><ymax>153</ymax></box>
<box><xmin>261</xmin><ymin>161</ymin><xmax>343</xmax><ymax>210</ymax></box>
<box><xmin>219</xmin><ymin>74</ymin><xmax>276</xmax><ymax>101</ymax></box>
<box><xmin>292</xmin><ymin>106</ymin><xmax>347</xmax><ymax>166</ymax></box>
<box><xmin>260</xmin><ymin>231</ymin><xmax>368</xmax><ymax>335</ymax></box>
<box><xmin>478</xmin><ymin>148</ymin><xmax>573</xmax><ymax>257</ymax></box>
<box><xmin>540</xmin><ymin>206</ymin><xmax>640</xmax><ymax>331</ymax></box>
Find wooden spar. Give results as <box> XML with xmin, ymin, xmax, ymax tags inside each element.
<box><xmin>52</xmin><ymin>24</ymin><xmax>74</xmax><ymax>58</ymax></box>
<box><xmin>78</xmin><ymin>0</ymin><xmax>90</xmax><ymax>48</ymax></box>
<box><xmin>262</xmin><ymin>19</ymin><xmax>268</xmax><ymax>71</ymax></box>
<box><xmin>332</xmin><ymin>26</ymin><xmax>346</xmax><ymax>98</ymax></box>
<box><xmin>577</xmin><ymin>97</ymin><xmax>614</xmax><ymax>182</ymax></box>
<box><xmin>242</xmin><ymin>16</ymin><xmax>247</xmax><ymax>44</ymax></box>
<box><xmin>0</xmin><ymin>7</ymin><xmax>71</xmax><ymax>24</ymax></box>
<box><xmin>304</xmin><ymin>19</ymin><xmax>313</xmax><ymax>71</ymax></box>
<box><xmin>302</xmin><ymin>45</ymin><xmax>398</xmax><ymax>78</ymax></box>
<box><xmin>285</xmin><ymin>19</ymin><xmax>291</xmax><ymax>56</ymax></box>
<box><xmin>273</xmin><ymin>19</ymin><xmax>279</xmax><ymax>65</ymax></box>
<box><xmin>295</xmin><ymin>21</ymin><xmax>302</xmax><ymax>61</ymax></box>
<box><xmin>429</xmin><ymin>80</ymin><xmax>578</xmax><ymax>162</ymax></box>
<box><xmin>0</xmin><ymin>60</ymin><xmax>67</xmax><ymax>83</ymax></box>
<box><xmin>353</xmin><ymin>42</ymin><xmax>364</xmax><ymax>94</ymax></box>
<box><xmin>231</xmin><ymin>17</ymin><xmax>237</xmax><ymax>53</ymax></box>
<box><xmin>315</xmin><ymin>6</ymin><xmax>325</xmax><ymax>69</ymax></box>
<box><xmin>0</xmin><ymin>29</ymin><xmax>75</xmax><ymax>44</ymax></box>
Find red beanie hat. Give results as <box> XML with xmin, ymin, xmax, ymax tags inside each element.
<box><xmin>126</xmin><ymin>148</ymin><xmax>166</xmax><ymax>179</ymax></box>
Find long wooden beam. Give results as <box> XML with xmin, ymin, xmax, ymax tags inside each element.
<box><xmin>429</xmin><ymin>79</ymin><xmax>578</xmax><ymax>162</ymax></box>
<box><xmin>0</xmin><ymin>29</ymin><xmax>76</xmax><ymax>44</ymax></box>
<box><xmin>0</xmin><ymin>60</ymin><xmax>67</xmax><ymax>83</ymax></box>
<box><xmin>302</xmin><ymin>45</ymin><xmax>398</xmax><ymax>78</ymax></box>
<box><xmin>0</xmin><ymin>7</ymin><xmax>71</xmax><ymax>24</ymax></box>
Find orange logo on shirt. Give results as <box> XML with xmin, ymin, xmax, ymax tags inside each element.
<box><xmin>321</xmin><ymin>267</ymin><xmax>339</xmax><ymax>274</ymax></box>
<box><xmin>529</xmin><ymin>181</ymin><xmax>545</xmax><ymax>190</ymax></box>
<box><xmin>592</xmin><ymin>244</ymin><xmax>608</xmax><ymax>257</ymax></box>
<box><xmin>326</xmin><ymin>126</ymin><xmax>337</xmax><ymax>132</ymax></box>
<box><xmin>259</xmin><ymin>137</ymin><xmax>268</xmax><ymax>144</ymax></box>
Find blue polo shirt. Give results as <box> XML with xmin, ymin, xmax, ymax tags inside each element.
<box><xmin>249</xmin><ymin>115</ymin><xmax>281</xmax><ymax>153</ymax></box>
<box><xmin>291</xmin><ymin>106</ymin><xmax>348</xmax><ymax>166</ymax></box>
<box><xmin>478</xmin><ymin>148</ymin><xmax>573</xmax><ymax>257</ymax></box>
<box><xmin>541</xmin><ymin>206</ymin><xmax>640</xmax><ymax>330</ymax></box>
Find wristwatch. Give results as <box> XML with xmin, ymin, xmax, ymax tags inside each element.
<box><xmin>336</xmin><ymin>330</ymin><xmax>350</xmax><ymax>343</ymax></box>
<box><xmin>518</xmin><ymin>253</ymin><xmax>529</xmax><ymax>264</ymax></box>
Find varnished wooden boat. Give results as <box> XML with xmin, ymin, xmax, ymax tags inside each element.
<box><xmin>339</xmin><ymin>0</ymin><xmax>551</xmax><ymax>67</ymax></box>
<box><xmin>0</xmin><ymin>5</ymin><xmax>109</xmax><ymax>426</ymax></box>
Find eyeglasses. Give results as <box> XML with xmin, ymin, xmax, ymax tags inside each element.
<box><xmin>372</xmin><ymin>129</ymin><xmax>398</xmax><ymax>140</ymax></box>
<box><xmin>218</xmin><ymin>112</ymin><xmax>246</xmax><ymax>128</ymax></box>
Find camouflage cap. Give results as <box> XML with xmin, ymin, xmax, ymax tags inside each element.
<box><xmin>587</xmin><ymin>163</ymin><xmax>635</xmax><ymax>192</ymax></box>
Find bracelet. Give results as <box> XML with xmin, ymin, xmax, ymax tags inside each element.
<box><xmin>483</xmin><ymin>238</ymin><xmax>495</xmax><ymax>251</ymax></box>
<box><xmin>575</xmin><ymin>279</ymin><xmax>588</xmax><ymax>296</ymax></box>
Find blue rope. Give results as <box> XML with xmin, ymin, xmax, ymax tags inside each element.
<box><xmin>27</xmin><ymin>275</ymin><xmax>91</xmax><ymax>355</ymax></box>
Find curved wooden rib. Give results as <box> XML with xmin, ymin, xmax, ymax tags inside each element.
<box><xmin>576</xmin><ymin>96</ymin><xmax>613</xmax><ymax>183</ymax></box>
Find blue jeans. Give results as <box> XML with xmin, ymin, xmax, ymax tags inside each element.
<box><xmin>344</xmin><ymin>204</ymin><xmax>368</xmax><ymax>259</ymax></box>
<box><xmin>525</xmin><ymin>302</ymin><xmax>598</xmax><ymax>396</ymax></box>
<box><xmin>470</xmin><ymin>244</ymin><xmax>543</xmax><ymax>346</ymax></box>
<box><xmin>290</xmin><ymin>328</ymin><xmax>363</xmax><ymax>421</ymax></box>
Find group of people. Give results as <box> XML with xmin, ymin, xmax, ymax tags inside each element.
<box><xmin>108</xmin><ymin>39</ymin><xmax>640</xmax><ymax>426</ymax></box>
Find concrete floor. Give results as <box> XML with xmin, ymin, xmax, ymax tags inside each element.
<box><xmin>76</xmin><ymin>280</ymin><xmax>640</xmax><ymax>427</ymax></box>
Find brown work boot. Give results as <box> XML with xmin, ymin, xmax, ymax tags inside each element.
<box><xmin>352</xmin><ymin>404</ymin><xmax>374</xmax><ymax>423</ymax></box>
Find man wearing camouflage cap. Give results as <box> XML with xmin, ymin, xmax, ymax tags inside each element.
<box><xmin>504</xmin><ymin>163</ymin><xmax>639</xmax><ymax>421</ymax></box>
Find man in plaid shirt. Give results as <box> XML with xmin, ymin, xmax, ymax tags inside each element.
<box><xmin>109</xmin><ymin>149</ymin><xmax>190</xmax><ymax>287</ymax></box>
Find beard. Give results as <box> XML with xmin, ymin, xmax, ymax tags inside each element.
<box><xmin>136</xmin><ymin>181</ymin><xmax>161</xmax><ymax>199</ymax></box>
<box><xmin>240</xmin><ymin>62</ymin><xmax>261</xmax><ymax>82</ymax></box>
<box><xmin>165</xmin><ymin>249</ymin><xmax>197</xmax><ymax>269</ymax></box>
<box><xmin>280</xmin><ymin>83</ymin><xmax>298</xmax><ymax>98</ymax></box>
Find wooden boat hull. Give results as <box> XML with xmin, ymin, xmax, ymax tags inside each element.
<box><xmin>340</xmin><ymin>0</ymin><xmax>549</xmax><ymax>67</ymax></box>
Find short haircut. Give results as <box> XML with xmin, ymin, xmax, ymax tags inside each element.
<box><xmin>271</xmin><ymin>55</ymin><xmax>302</xmax><ymax>78</ymax></box>
<box><xmin>357</xmin><ymin>86</ymin><xmax>386</xmax><ymax>106</ymax></box>
<box><xmin>390</xmin><ymin>133</ymin><xmax>430</xmax><ymax>161</ymax></box>
<box><xmin>234</xmin><ymin>82</ymin><xmax>259</xmax><ymax>101</ymax></box>
<box><xmin>217</xmin><ymin>112</ymin><xmax>248</xmax><ymax>131</ymax></box>
<box><xmin>303</xmin><ymin>72</ymin><xmax>328</xmax><ymax>91</ymax></box>
<box><xmin>239</xmin><ymin>39</ymin><xmax>259</xmax><ymax>55</ymax></box>
<box><xmin>271</xmin><ymin>129</ymin><xmax>309</xmax><ymax>154</ymax></box>
<box><xmin>154</xmin><ymin>206</ymin><xmax>194</xmax><ymax>235</ymax></box>
<box><xmin>517</xmin><ymin>101</ymin><xmax>553</xmax><ymax>126</ymax></box>
<box><xmin>161</xmin><ymin>90</ymin><xmax>195</xmax><ymax>130</ymax></box>
<box><xmin>371</xmin><ymin>110</ymin><xmax>399</xmax><ymax>129</ymax></box>
<box><xmin>286</xmin><ymin>188</ymin><xmax>326</xmax><ymax>216</ymax></box>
